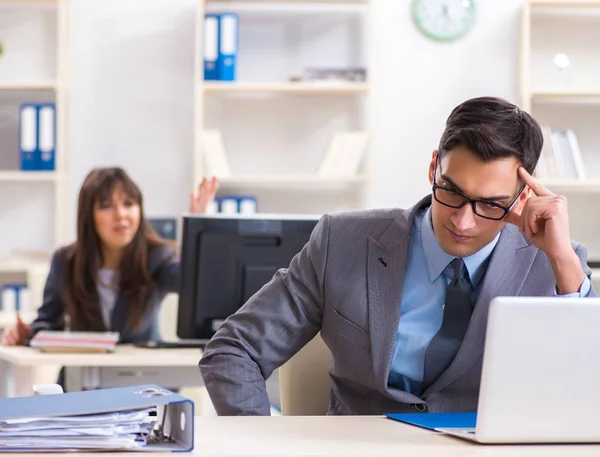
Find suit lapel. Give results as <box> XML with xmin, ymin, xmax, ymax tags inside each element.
<box><xmin>368</xmin><ymin>197</ymin><xmax>430</xmax><ymax>394</ymax></box>
<box><xmin>423</xmin><ymin>225</ymin><xmax>538</xmax><ymax>396</ymax></box>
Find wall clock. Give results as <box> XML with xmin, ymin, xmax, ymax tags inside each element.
<box><xmin>412</xmin><ymin>0</ymin><xmax>477</xmax><ymax>42</ymax></box>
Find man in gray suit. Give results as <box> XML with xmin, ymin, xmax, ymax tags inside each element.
<box><xmin>199</xmin><ymin>96</ymin><xmax>597</xmax><ymax>415</ymax></box>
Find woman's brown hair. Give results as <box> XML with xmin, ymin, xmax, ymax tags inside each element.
<box><xmin>63</xmin><ymin>167</ymin><xmax>175</xmax><ymax>332</ymax></box>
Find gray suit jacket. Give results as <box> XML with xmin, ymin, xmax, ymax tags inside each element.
<box><xmin>199</xmin><ymin>196</ymin><xmax>597</xmax><ymax>416</ymax></box>
<box><xmin>30</xmin><ymin>244</ymin><xmax>181</xmax><ymax>343</ymax></box>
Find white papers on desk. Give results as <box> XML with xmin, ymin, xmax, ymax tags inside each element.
<box><xmin>0</xmin><ymin>407</ymin><xmax>157</xmax><ymax>451</ymax></box>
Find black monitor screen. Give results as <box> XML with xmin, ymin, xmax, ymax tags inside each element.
<box><xmin>177</xmin><ymin>214</ymin><xmax>320</xmax><ymax>341</ymax></box>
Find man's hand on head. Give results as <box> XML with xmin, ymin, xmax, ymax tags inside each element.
<box><xmin>504</xmin><ymin>167</ymin><xmax>585</xmax><ymax>294</ymax></box>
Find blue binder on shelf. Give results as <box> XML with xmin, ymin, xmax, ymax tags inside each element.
<box><xmin>37</xmin><ymin>102</ymin><xmax>56</xmax><ymax>171</ymax></box>
<box><xmin>18</xmin><ymin>103</ymin><xmax>38</xmax><ymax>171</ymax></box>
<box><xmin>386</xmin><ymin>412</ymin><xmax>477</xmax><ymax>431</ymax></box>
<box><xmin>0</xmin><ymin>384</ymin><xmax>194</xmax><ymax>452</ymax></box>
<box><xmin>217</xmin><ymin>12</ymin><xmax>238</xmax><ymax>81</ymax></box>
<box><xmin>203</xmin><ymin>13</ymin><xmax>220</xmax><ymax>80</ymax></box>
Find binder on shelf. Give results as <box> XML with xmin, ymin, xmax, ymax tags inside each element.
<box><xmin>37</xmin><ymin>103</ymin><xmax>56</xmax><ymax>171</ymax></box>
<box><xmin>317</xmin><ymin>131</ymin><xmax>368</xmax><ymax>177</ymax></box>
<box><xmin>0</xmin><ymin>384</ymin><xmax>194</xmax><ymax>452</ymax></box>
<box><xmin>215</xmin><ymin>195</ymin><xmax>258</xmax><ymax>215</ymax></box>
<box><xmin>535</xmin><ymin>124</ymin><xmax>586</xmax><ymax>181</ymax></box>
<box><xmin>201</xmin><ymin>129</ymin><xmax>231</xmax><ymax>177</ymax></box>
<box><xmin>204</xmin><ymin>13</ymin><xmax>220</xmax><ymax>80</ymax></box>
<box><xmin>219</xmin><ymin>195</ymin><xmax>239</xmax><ymax>214</ymax></box>
<box><xmin>1</xmin><ymin>283</ymin><xmax>30</xmax><ymax>312</ymax></box>
<box><xmin>19</xmin><ymin>103</ymin><xmax>38</xmax><ymax>171</ymax></box>
<box><xmin>239</xmin><ymin>196</ymin><xmax>257</xmax><ymax>214</ymax></box>
<box><xmin>217</xmin><ymin>13</ymin><xmax>238</xmax><ymax>82</ymax></box>
<box><xmin>564</xmin><ymin>128</ymin><xmax>585</xmax><ymax>179</ymax></box>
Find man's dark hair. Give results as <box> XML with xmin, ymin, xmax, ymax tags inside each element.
<box><xmin>438</xmin><ymin>96</ymin><xmax>543</xmax><ymax>174</ymax></box>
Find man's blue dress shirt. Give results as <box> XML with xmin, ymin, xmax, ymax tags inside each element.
<box><xmin>387</xmin><ymin>207</ymin><xmax>590</xmax><ymax>395</ymax></box>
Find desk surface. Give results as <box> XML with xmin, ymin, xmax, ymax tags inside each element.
<box><xmin>0</xmin><ymin>344</ymin><xmax>202</xmax><ymax>367</ymax></box>
<box><xmin>4</xmin><ymin>416</ymin><xmax>600</xmax><ymax>456</ymax></box>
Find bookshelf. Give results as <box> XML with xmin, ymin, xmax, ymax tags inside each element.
<box><xmin>0</xmin><ymin>170</ymin><xmax>58</xmax><ymax>182</ymax></box>
<box><xmin>520</xmin><ymin>0</ymin><xmax>600</xmax><ymax>259</ymax></box>
<box><xmin>0</xmin><ymin>0</ymin><xmax>69</xmax><ymax>306</ymax></box>
<box><xmin>193</xmin><ymin>0</ymin><xmax>371</xmax><ymax>214</ymax></box>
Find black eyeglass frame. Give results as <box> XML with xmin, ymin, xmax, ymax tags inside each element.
<box><xmin>432</xmin><ymin>156</ymin><xmax>525</xmax><ymax>221</ymax></box>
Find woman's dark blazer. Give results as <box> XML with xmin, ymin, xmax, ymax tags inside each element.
<box><xmin>29</xmin><ymin>245</ymin><xmax>180</xmax><ymax>343</ymax></box>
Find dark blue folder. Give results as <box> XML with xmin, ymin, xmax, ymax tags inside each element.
<box><xmin>386</xmin><ymin>412</ymin><xmax>477</xmax><ymax>431</ymax></box>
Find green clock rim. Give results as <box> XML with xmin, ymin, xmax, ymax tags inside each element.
<box><xmin>412</xmin><ymin>0</ymin><xmax>477</xmax><ymax>42</ymax></box>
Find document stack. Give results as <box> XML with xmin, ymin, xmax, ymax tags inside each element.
<box><xmin>0</xmin><ymin>385</ymin><xmax>195</xmax><ymax>452</ymax></box>
<box><xmin>29</xmin><ymin>330</ymin><xmax>120</xmax><ymax>353</ymax></box>
<box><xmin>0</xmin><ymin>407</ymin><xmax>157</xmax><ymax>451</ymax></box>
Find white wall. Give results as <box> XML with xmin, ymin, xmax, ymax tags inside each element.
<box><xmin>67</xmin><ymin>0</ymin><xmax>527</xmax><ymax>235</ymax></box>
<box><xmin>68</xmin><ymin>0</ymin><xmax>197</xmax><ymax>239</ymax></box>
<box><xmin>367</xmin><ymin>0</ymin><xmax>525</xmax><ymax>210</ymax></box>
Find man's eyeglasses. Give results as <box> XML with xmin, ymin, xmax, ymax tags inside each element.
<box><xmin>432</xmin><ymin>157</ymin><xmax>524</xmax><ymax>221</ymax></box>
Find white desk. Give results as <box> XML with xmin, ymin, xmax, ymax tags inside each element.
<box><xmin>3</xmin><ymin>416</ymin><xmax>600</xmax><ymax>456</ymax></box>
<box><xmin>0</xmin><ymin>345</ymin><xmax>203</xmax><ymax>397</ymax></box>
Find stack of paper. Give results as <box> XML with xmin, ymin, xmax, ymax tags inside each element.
<box><xmin>0</xmin><ymin>407</ymin><xmax>157</xmax><ymax>451</ymax></box>
<box><xmin>29</xmin><ymin>330</ymin><xmax>120</xmax><ymax>353</ymax></box>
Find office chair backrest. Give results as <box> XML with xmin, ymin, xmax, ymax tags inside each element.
<box><xmin>278</xmin><ymin>333</ymin><xmax>331</xmax><ymax>416</ymax></box>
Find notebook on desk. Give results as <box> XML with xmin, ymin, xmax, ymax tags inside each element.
<box><xmin>387</xmin><ymin>412</ymin><xmax>476</xmax><ymax>431</ymax></box>
<box><xmin>29</xmin><ymin>330</ymin><xmax>120</xmax><ymax>353</ymax></box>
<box><xmin>386</xmin><ymin>296</ymin><xmax>600</xmax><ymax>444</ymax></box>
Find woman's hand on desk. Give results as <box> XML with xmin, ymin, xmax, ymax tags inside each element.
<box><xmin>1</xmin><ymin>315</ymin><xmax>31</xmax><ymax>346</ymax></box>
<box><xmin>189</xmin><ymin>177</ymin><xmax>219</xmax><ymax>214</ymax></box>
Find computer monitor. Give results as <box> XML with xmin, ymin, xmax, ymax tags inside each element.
<box><xmin>177</xmin><ymin>213</ymin><xmax>320</xmax><ymax>341</ymax></box>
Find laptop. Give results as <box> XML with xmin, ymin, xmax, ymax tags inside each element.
<box><xmin>391</xmin><ymin>296</ymin><xmax>600</xmax><ymax>444</ymax></box>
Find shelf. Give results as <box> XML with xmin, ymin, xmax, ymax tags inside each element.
<box><xmin>0</xmin><ymin>171</ymin><xmax>60</xmax><ymax>182</ymax></box>
<box><xmin>0</xmin><ymin>81</ymin><xmax>56</xmax><ymax>91</ymax></box>
<box><xmin>202</xmin><ymin>82</ymin><xmax>369</xmax><ymax>95</ymax></box>
<box><xmin>539</xmin><ymin>179</ymin><xmax>600</xmax><ymax>193</ymax></box>
<box><xmin>530</xmin><ymin>90</ymin><xmax>600</xmax><ymax>103</ymax></box>
<box><xmin>0</xmin><ymin>0</ymin><xmax>58</xmax><ymax>7</ymax></box>
<box><xmin>207</xmin><ymin>0</ymin><xmax>368</xmax><ymax>3</ymax></box>
<box><xmin>530</xmin><ymin>1</ymin><xmax>600</xmax><ymax>8</ymax></box>
<box><xmin>219</xmin><ymin>173</ymin><xmax>369</xmax><ymax>187</ymax></box>
<box><xmin>205</xmin><ymin>1</ymin><xmax>367</xmax><ymax>13</ymax></box>
<box><xmin>0</xmin><ymin>258</ymin><xmax>46</xmax><ymax>273</ymax></box>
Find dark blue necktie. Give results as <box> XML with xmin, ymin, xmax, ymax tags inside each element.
<box><xmin>422</xmin><ymin>257</ymin><xmax>472</xmax><ymax>390</ymax></box>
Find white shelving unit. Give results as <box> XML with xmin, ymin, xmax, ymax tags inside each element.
<box><xmin>193</xmin><ymin>0</ymin><xmax>371</xmax><ymax>214</ymax></box>
<box><xmin>0</xmin><ymin>0</ymin><xmax>70</xmax><ymax>304</ymax></box>
<box><xmin>520</xmin><ymin>0</ymin><xmax>600</xmax><ymax>259</ymax></box>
